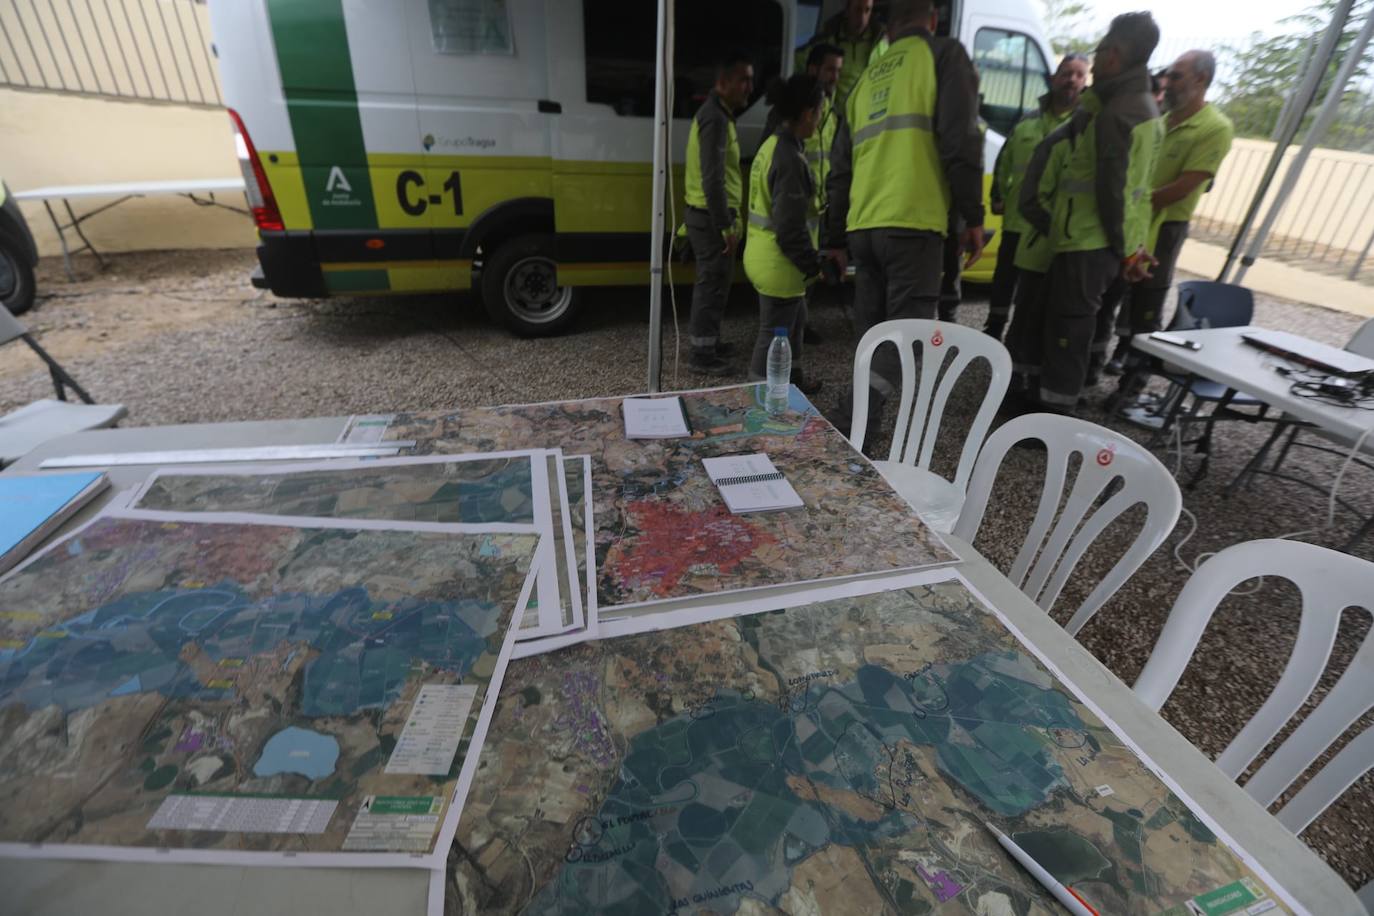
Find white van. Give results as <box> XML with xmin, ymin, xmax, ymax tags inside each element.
<box><xmin>209</xmin><ymin>0</ymin><xmax>1055</xmax><ymax>335</ymax></box>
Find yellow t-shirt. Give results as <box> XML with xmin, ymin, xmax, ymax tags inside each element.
<box><xmin>1154</xmin><ymin>102</ymin><xmax>1234</xmax><ymax>225</ymax></box>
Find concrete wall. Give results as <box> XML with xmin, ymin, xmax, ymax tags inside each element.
<box><xmin>1194</xmin><ymin>137</ymin><xmax>1374</xmax><ymax>261</ymax></box>
<box><xmin>0</xmin><ymin>88</ymin><xmax>255</xmax><ymax>254</ymax></box>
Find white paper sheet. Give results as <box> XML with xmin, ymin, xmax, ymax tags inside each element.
<box><xmin>621</xmin><ymin>396</ymin><xmax>690</xmax><ymax>438</ymax></box>
<box><xmin>510</xmin><ymin>454</ymin><xmax>599</xmax><ymax>660</ymax></box>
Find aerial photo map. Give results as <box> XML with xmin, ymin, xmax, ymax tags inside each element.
<box><xmin>0</xmin><ymin>514</ymin><xmax>537</xmax><ymax>859</ymax></box>
<box><xmin>448</xmin><ymin>580</ymin><xmax>1288</xmax><ymax>915</ymax></box>
<box><xmin>133</xmin><ymin>454</ymin><xmax>540</xmax><ymax>525</ymax></box>
<box><xmin>384</xmin><ymin>385</ymin><xmax>956</xmax><ymax>609</ymax></box>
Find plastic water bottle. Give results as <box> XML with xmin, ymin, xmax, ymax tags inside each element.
<box><xmin>766</xmin><ymin>326</ymin><xmax>791</xmax><ymax>415</ymax></box>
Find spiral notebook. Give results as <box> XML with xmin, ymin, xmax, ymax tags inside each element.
<box><xmin>702</xmin><ymin>454</ymin><xmax>804</xmax><ymax>514</ymax></box>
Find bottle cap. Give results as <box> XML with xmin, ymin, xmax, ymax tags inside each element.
<box><xmin>774</xmin><ymin>327</ymin><xmax>788</xmax><ymax>336</ymax></box>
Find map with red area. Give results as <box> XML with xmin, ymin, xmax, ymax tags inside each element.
<box><xmin>608</xmin><ymin>500</ymin><xmax>779</xmax><ymax>597</ymax></box>
<box><xmin>386</xmin><ymin>384</ymin><xmax>956</xmax><ymax>610</ymax></box>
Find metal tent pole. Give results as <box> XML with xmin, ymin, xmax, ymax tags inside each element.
<box><xmin>646</xmin><ymin>0</ymin><xmax>674</xmax><ymax>393</ymax></box>
<box><xmin>1232</xmin><ymin>2</ymin><xmax>1374</xmax><ymax>286</ymax></box>
<box><xmin>1271</xmin><ymin>40</ymin><xmax>1316</xmax><ymax>142</ymax></box>
<box><xmin>1217</xmin><ymin>0</ymin><xmax>1354</xmax><ymax>282</ymax></box>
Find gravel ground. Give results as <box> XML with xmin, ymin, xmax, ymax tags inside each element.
<box><xmin>4</xmin><ymin>250</ymin><xmax>1373</xmax><ymax>893</ymax></box>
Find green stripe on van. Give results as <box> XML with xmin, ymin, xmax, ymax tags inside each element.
<box><xmin>324</xmin><ymin>269</ymin><xmax>390</xmax><ymax>292</ymax></box>
<box><xmin>267</xmin><ymin>0</ymin><xmax>378</xmax><ymax>230</ymax></box>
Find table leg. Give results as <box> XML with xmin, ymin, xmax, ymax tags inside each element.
<box><xmin>1225</xmin><ymin>419</ymin><xmax>1291</xmax><ymax>497</ymax></box>
<box><xmin>64</xmin><ymin>199</ymin><xmax>107</xmax><ymax>272</ymax></box>
<box><xmin>42</xmin><ymin>200</ymin><xmax>76</xmax><ymax>281</ymax></box>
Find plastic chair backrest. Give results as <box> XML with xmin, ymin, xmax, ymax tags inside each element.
<box><xmin>850</xmin><ymin>320</ymin><xmax>1011</xmax><ymax>491</ymax></box>
<box><xmin>1133</xmin><ymin>539</ymin><xmax>1374</xmax><ymax>834</ymax></box>
<box><xmin>1169</xmin><ymin>281</ymin><xmax>1255</xmax><ymax>331</ymax></box>
<box><xmin>953</xmin><ymin>413</ymin><xmax>1182</xmax><ymax>635</ymax></box>
<box><xmin>1347</xmin><ymin>317</ymin><xmax>1374</xmax><ymax>358</ymax></box>
<box><xmin>0</xmin><ymin>303</ymin><xmax>26</xmax><ymax>347</ymax></box>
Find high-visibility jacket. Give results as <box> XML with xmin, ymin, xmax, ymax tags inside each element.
<box><xmin>992</xmin><ymin>94</ymin><xmax>1073</xmax><ymax>236</ymax></box>
<box><xmin>744</xmin><ymin>132</ymin><xmax>819</xmax><ymax>299</ymax></box>
<box><xmin>1014</xmin><ymin>121</ymin><xmax>1074</xmax><ymax>274</ymax></box>
<box><xmin>797</xmin><ymin>12</ymin><xmax>886</xmax><ymax>106</ymax></box>
<box><xmin>807</xmin><ymin>93</ymin><xmax>839</xmax><ymax>224</ymax></box>
<box><xmin>684</xmin><ymin>92</ymin><xmax>742</xmax><ymax>234</ymax></box>
<box><xmin>1025</xmin><ymin>68</ymin><xmax>1161</xmax><ymax>258</ymax></box>
<box><xmin>844</xmin><ymin>34</ymin><xmax>947</xmax><ymax>234</ymax></box>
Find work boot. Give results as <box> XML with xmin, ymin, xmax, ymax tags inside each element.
<box><xmin>983</xmin><ymin>320</ymin><xmax>1006</xmax><ymax>341</ymax></box>
<box><xmin>689</xmin><ymin>349</ymin><xmax>731</xmax><ymax>377</ymax></box>
<box><xmin>1103</xmin><ymin>337</ymin><xmax>1131</xmax><ymax>376</ymax></box>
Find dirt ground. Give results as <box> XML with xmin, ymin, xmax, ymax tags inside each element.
<box><xmin>3</xmin><ymin>249</ymin><xmax>1372</xmax><ymax>897</ymax></box>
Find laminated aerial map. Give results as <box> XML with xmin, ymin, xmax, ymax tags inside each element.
<box><xmin>0</xmin><ymin>511</ymin><xmax>538</xmax><ymax>868</ymax></box>
<box><xmin>447</xmin><ymin>575</ymin><xmax>1294</xmax><ymax>915</ymax></box>
<box><xmin>129</xmin><ymin>451</ymin><xmax>578</xmax><ymax>640</ymax></box>
<box><xmin>383</xmin><ymin>384</ymin><xmax>958</xmax><ymax>611</ymax></box>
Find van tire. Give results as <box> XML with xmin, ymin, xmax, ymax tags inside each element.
<box><xmin>480</xmin><ymin>234</ymin><xmax>581</xmax><ymax>337</ymax></box>
<box><xmin>0</xmin><ymin>237</ymin><xmax>36</xmax><ymax>317</ymax></box>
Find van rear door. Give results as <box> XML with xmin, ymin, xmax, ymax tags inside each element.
<box><xmin>262</xmin><ymin>1</ymin><xmax>425</xmax><ymax>294</ymax></box>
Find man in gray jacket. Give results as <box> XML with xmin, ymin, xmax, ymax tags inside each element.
<box><xmin>684</xmin><ymin>53</ymin><xmax>754</xmax><ymax>375</ymax></box>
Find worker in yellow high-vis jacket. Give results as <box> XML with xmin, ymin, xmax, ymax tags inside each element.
<box><xmin>762</xmin><ymin>42</ymin><xmax>846</xmax><ymax>347</ymax></box>
<box><xmin>744</xmin><ymin>74</ymin><xmax>845</xmax><ymax>394</ymax></box>
<box><xmin>823</xmin><ymin>0</ymin><xmax>985</xmax><ymax>434</ymax></box>
<box><xmin>1015</xmin><ymin>12</ymin><xmax>1163</xmax><ymax>413</ymax></box>
<box><xmin>986</xmin><ymin>52</ymin><xmax>1089</xmax><ymax>341</ymax></box>
<box><xmin>796</xmin><ymin>0</ymin><xmax>884</xmax><ymax>108</ymax></box>
<box><xmin>684</xmin><ymin>52</ymin><xmax>754</xmax><ymax>376</ymax></box>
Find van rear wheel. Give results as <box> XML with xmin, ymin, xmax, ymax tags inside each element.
<box><xmin>480</xmin><ymin>234</ymin><xmax>581</xmax><ymax>337</ymax></box>
<box><xmin>0</xmin><ymin>238</ymin><xmax>36</xmax><ymax>317</ymax></box>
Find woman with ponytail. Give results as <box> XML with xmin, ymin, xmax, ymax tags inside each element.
<box><xmin>743</xmin><ymin>73</ymin><xmax>844</xmax><ymax>391</ymax></box>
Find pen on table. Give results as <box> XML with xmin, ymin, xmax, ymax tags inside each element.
<box><xmin>985</xmin><ymin>821</ymin><xmax>1099</xmax><ymax>916</ymax></box>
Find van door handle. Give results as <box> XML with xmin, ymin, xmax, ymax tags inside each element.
<box><xmin>538</xmin><ymin>99</ymin><xmax>562</xmax><ymax>114</ymax></box>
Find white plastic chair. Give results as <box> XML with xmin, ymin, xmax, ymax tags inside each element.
<box><xmin>849</xmin><ymin>320</ymin><xmax>1011</xmax><ymax>532</ymax></box>
<box><xmin>0</xmin><ymin>303</ymin><xmax>126</xmax><ymax>466</ymax></box>
<box><xmin>1134</xmin><ymin>540</ymin><xmax>1374</xmax><ymax>840</ymax></box>
<box><xmin>953</xmin><ymin>413</ymin><xmax>1182</xmax><ymax>635</ymax></box>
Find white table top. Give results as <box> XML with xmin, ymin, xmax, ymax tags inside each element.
<box><xmin>1132</xmin><ymin>325</ymin><xmax>1374</xmax><ymax>443</ymax></box>
<box><xmin>13</xmin><ymin>178</ymin><xmax>246</xmax><ymax>200</ymax></box>
<box><xmin>2</xmin><ymin>416</ymin><xmax>1362</xmax><ymax>915</ymax></box>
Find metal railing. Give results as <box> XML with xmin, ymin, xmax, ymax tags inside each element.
<box><xmin>0</xmin><ymin>0</ymin><xmax>221</xmax><ymax>107</ymax></box>
<box><xmin>1191</xmin><ymin>140</ymin><xmax>1374</xmax><ymax>283</ymax></box>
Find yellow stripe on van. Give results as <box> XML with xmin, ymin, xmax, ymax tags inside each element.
<box><xmin>387</xmin><ymin>263</ymin><xmax>473</xmax><ymax>291</ymax></box>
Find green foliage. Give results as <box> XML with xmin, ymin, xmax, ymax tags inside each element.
<box><xmin>1218</xmin><ymin>0</ymin><xmax>1374</xmax><ymax>151</ymax></box>
<box><xmin>1037</xmin><ymin>0</ymin><xmax>1098</xmax><ymax>56</ymax></box>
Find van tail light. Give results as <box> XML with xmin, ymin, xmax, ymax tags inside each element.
<box><xmin>228</xmin><ymin>107</ymin><xmax>284</xmax><ymax>232</ymax></box>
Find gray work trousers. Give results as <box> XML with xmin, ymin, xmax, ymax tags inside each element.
<box><xmin>685</xmin><ymin>206</ymin><xmax>733</xmax><ymax>351</ymax></box>
<box><xmin>748</xmin><ymin>293</ymin><xmax>806</xmax><ymax>380</ymax></box>
<box><xmin>1005</xmin><ymin>267</ymin><xmax>1049</xmax><ymax>384</ymax></box>
<box><xmin>1089</xmin><ymin>274</ymin><xmax>1128</xmax><ymax>376</ymax></box>
<box><xmin>986</xmin><ymin>229</ymin><xmax>1021</xmax><ymax>332</ymax></box>
<box><xmin>850</xmin><ymin>227</ymin><xmax>944</xmax><ymax>401</ymax></box>
<box><xmin>1040</xmin><ymin>248</ymin><xmax>1122</xmax><ymax>408</ymax></box>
